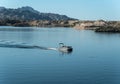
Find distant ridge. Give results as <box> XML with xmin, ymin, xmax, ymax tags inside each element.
<box><xmin>0</xmin><ymin>6</ymin><xmax>75</xmax><ymax>21</ymax></box>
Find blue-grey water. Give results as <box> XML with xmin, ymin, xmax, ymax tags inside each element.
<box><xmin>0</xmin><ymin>26</ymin><xmax>120</xmax><ymax>84</ymax></box>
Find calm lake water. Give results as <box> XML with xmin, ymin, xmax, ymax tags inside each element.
<box><xmin>0</xmin><ymin>26</ymin><xmax>120</xmax><ymax>84</ymax></box>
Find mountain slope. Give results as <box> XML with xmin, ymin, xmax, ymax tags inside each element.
<box><xmin>0</xmin><ymin>6</ymin><xmax>75</xmax><ymax>21</ymax></box>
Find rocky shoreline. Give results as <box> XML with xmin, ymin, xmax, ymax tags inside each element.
<box><xmin>0</xmin><ymin>20</ymin><xmax>120</xmax><ymax>32</ymax></box>
<box><xmin>0</xmin><ymin>6</ymin><xmax>120</xmax><ymax>33</ymax></box>
<box><xmin>0</xmin><ymin>20</ymin><xmax>76</xmax><ymax>27</ymax></box>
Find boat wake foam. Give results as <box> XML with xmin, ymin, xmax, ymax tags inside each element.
<box><xmin>0</xmin><ymin>40</ymin><xmax>57</xmax><ymax>51</ymax></box>
<box><xmin>0</xmin><ymin>40</ymin><xmax>73</xmax><ymax>54</ymax></box>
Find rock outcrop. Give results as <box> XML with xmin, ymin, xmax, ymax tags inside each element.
<box><xmin>95</xmin><ymin>21</ymin><xmax>120</xmax><ymax>32</ymax></box>
<box><xmin>74</xmin><ymin>20</ymin><xmax>106</xmax><ymax>30</ymax></box>
<box><xmin>73</xmin><ymin>20</ymin><xmax>120</xmax><ymax>32</ymax></box>
<box><xmin>95</xmin><ymin>26</ymin><xmax>120</xmax><ymax>32</ymax></box>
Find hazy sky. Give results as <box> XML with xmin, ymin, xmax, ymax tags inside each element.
<box><xmin>0</xmin><ymin>0</ymin><xmax>120</xmax><ymax>20</ymax></box>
